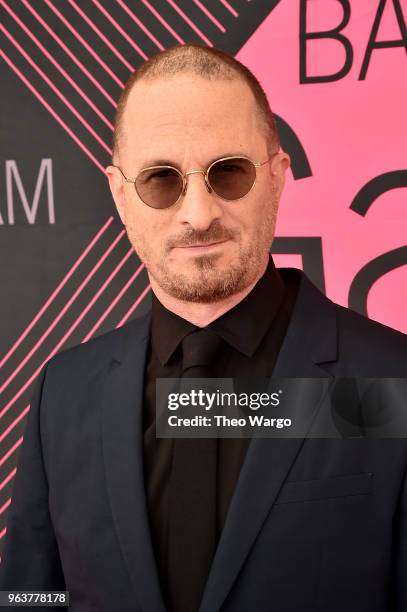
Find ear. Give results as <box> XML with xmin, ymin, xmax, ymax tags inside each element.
<box><xmin>270</xmin><ymin>150</ymin><xmax>291</xmax><ymax>200</ymax></box>
<box><xmin>105</xmin><ymin>165</ymin><xmax>126</xmax><ymax>224</ymax></box>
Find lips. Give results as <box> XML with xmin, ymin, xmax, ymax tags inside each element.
<box><xmin>176</xmin><ymin>240</ymin><xmax>227</xmax><ymax>248</ymax></box>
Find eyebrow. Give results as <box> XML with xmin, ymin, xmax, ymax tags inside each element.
<box><xmin>138</xmin><ymin>152</ymin><xmax>246</xmax><ymax>170</ymax></box>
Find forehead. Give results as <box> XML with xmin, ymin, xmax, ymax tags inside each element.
<box><xmin>120</xmin><ymin>75</ymin><xmax>266</xmax><ymax>166</ymax></box>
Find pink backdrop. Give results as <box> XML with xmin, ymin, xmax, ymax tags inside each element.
<box><xmin>239</xmin><ymin>0</ymin><xmax>406</xmax><ymax>333</ymax></box>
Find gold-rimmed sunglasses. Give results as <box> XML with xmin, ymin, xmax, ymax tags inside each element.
<box><xmin>112</xmin><ymin>152</ymin><xmax>278</xmax><ymax>210</ymax></box>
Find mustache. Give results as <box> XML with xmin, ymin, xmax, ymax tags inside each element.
<box><xmin>167</xmin><ymin>225</ymin><xmax>234</xmax><ymax>250</ymax></box>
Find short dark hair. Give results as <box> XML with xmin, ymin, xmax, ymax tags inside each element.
<box><xmin>112</xmin><ymin>43</ymin><xmax>280</xmax><ymax>161</ymax></box>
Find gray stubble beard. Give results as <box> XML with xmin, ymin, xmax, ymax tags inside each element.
<box><xmin>129</xmin><ymin>194</ymin><xmax>278</xmax><ymax>304</ymax></box>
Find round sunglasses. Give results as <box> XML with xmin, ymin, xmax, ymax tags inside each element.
<box><xmin>112</xmin><ymin>153</ymin><xmax>277</xmax><ymax>210</ymax></box>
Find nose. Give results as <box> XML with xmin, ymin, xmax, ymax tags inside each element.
<box><xmin>176</xmin><ymin>170</ymin><xmax>223</xmax><ymax>231</ymax></box>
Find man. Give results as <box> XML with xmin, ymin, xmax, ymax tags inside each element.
<box><xmin>0</xmin><ymin>43</ymin><xmax>406</xmax><ymax>612</ymax></box>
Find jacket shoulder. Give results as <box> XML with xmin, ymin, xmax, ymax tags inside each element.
<box><xmin>280</xmin><ymin>267</ymin><xmax>407</xmax><ymax>375</ymax></box>
<box><xmin>44</xmin><ymin>311</ymin><xmax>151</xmax><ymax>378</ymax></box>
<box><xmin>334</xmin><ymin>302</ymin><xmax>407</xmax><ymax>374</ymax></box>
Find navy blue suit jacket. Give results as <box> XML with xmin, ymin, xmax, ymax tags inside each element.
<box><xmin>1</xmin><ymin>268</ymin><xmax>407</xmax><ymax>611</ymax></box>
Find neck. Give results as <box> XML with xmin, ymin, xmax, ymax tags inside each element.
<box><xmin>149</xmin><ymin>255</ymin><xmax>270</xmax><ymax>327</ymax></box>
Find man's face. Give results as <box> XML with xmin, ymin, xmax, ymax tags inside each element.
<box><xmin>106</xmin><ymin>74</ymin><xmax>290</xmax><ymax>303</ymax></box>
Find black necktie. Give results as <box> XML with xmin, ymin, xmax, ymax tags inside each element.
<box><xmin>167</xmin><ymin>328</ymin><xmax>222</xmax><ymax>612</ymax></box>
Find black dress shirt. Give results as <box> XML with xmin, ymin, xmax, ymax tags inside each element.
<box><xmin>142</xmin><ymin>254</ymin><xmax>299</xmax><ymax>610</ymax></box>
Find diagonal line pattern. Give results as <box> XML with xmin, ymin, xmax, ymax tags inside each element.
<box><xmin>140</xmin><ymin>0</ymin><xmax>185</xmax><ymax>43</ymax></box>
<box><xmin>0</xmin><ymin>260</ymin><xmax>147</xmax><ymax>448</ymax></box>
<box><xmin>0</xmin><ymin>48</ymin><xmax>106</xmax><ymax>172</ymax></box>
<box><xmin>0</xmin><ymin>408</ymin><xmax>29</xmax><ymax>445</ymax></box>
<box><xmin>0</xmin><ymin>469</ymin><xmax>16</xmax><ymax>493</ymax></box>
<box><xmin>0</xmin><ymin>230</ymin><xmax>126</xmax><ymax>405</ymax></box>
<box><xmin>43</xmin><ymin>0</ymin><xmax>126</xmax><ymax>87</ymax></box>
<box><xmin>0</xmin><ymin>499</ymin><xmax>11</xmax><ymax>518</ymax></box>
<box><xmin>219</xmin><ymin>0</ymin><xmax>239</xmax><ymax>17</ymax></box>
<box><xmin>21</xmin><ymin>0</ymin><xmax>118</xmax><ymax>107</ymax></box>
<box><xmin>0</xmin><ymin>439</ymin><xmax>22</xmax><ymax>469</ymax></box>
<box><xmin>0</xmin><ymin>276</ymin><xmax>151</xmax><ymax>508</ymax></box>
<box><xmin>0</xmin><ymin>23</ymin><xmax>112</xmax><ymax>155</ymax></box>
<box><xmin>192</xmin><ymin>0</ymin><xmax>226</xmax><ymax>32</ymax></box>
<box><xmin>118</xmin><ymin>284</ymin><xmax>151</xmax><ymax>327</ymax></box>
<box><xmin>91</xmin><ymin>0</ymin><xmax>152</xmax><ymax>59</ymax></box>
<box><xmin>115</xmin><ymin>0</ymin><xmax>165</xmax><ymax>50</ymax></box>
<box><xmin>1</xmin><ymin>0</ymin><xmax>114</xmax><ymax>131</ymax></box>
<box><xmin>84</xmin><ymin>263</ymin><xmax>147</xmax><ymax>340</ymax></box>
<box><xmin>165</xmin><ymin>0</ymin><xmax>213</xmax><ymax>46</ymax></box>
<box><xmin>0</xmin><ymin>218</ymin><xmax>114</xmax><ymax>368</ymax></box>
<box><xmin>67</xmin><ymin>0</ymin><xmax>138</xmax><ymax>69</ymax></box>
<box><xmin>42</xmin><ymin>253</ymin><xmax>142</xmax><ymax>363</ymax></box>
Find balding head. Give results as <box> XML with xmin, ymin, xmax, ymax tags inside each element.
<box><xmin>112</xmin><ymin>43</ymin><xmax>280</xmax><ymax>162</ymax></box>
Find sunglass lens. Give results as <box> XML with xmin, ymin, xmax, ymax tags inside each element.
<box><xmin>135</xmin><ymin>167</ymin><xmax>183</xmax><ymax>209</ymax></box>
<box><xmin>208</xmin><ymin>157</ymin><xmax>256</xmax><ymax>200</ymax></box>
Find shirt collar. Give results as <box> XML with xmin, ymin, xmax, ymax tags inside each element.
<box><xmin>151</xmin><ymin>254</ymin><xmax>285</xmax><ymax>366</ymax></box>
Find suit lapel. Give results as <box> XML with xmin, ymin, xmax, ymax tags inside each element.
<box><xmin>100</xmin><ymin>312</ymin><xmax>167</xmax><ymax>612</ymax></box>
<box><xmin>100</xmin><ymin>269</ymin><xmax>339</xmax><ymax>612</ymax></box>
<box><xmin>199</xmin><ymin>270</ymin><xmax>338</xmax><ymax>612</ymax></box>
